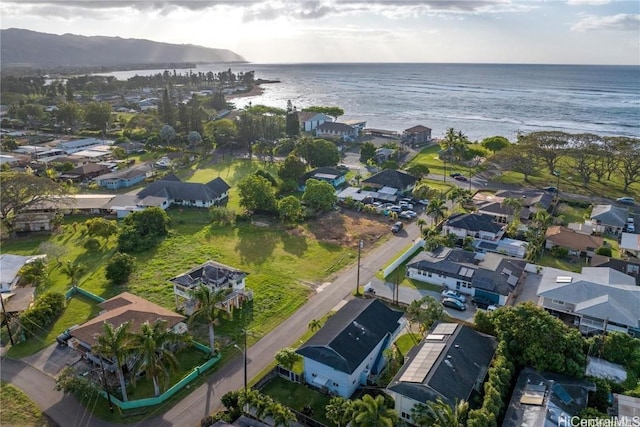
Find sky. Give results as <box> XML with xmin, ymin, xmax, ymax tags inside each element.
<box><xmin>1</xmin><ymin>0</ymin><xmax>639</xmax><ymax>65</ymax></box>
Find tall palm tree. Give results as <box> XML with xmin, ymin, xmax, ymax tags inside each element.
<box><xmin>417</xmin><ymin>218</ymin><xmax>427</xmax><ymax>234</ymax></box>
<box><xmin>131</xmin><ymin>319</ymin><xmax>186</xmax><ymax>396</ymax></box>
<box><xmin>502</xmin><ymin>197</ymin><xmax>523</xmax><ymax>224</ymax></box>
<box><xmin>93</xmin><ymin>321</ymin><xmax>134</xmax><ymax>402</ymax></box>
<box><xmin>411</xmin><ymin>398</ymin><xmax>469</xmax><ymax>427</ymax></box>
<box><xmin>268</xmin><ymin>403</ymin><xmax>296</xmax><ymax>427</ymax></box>
<box><xmin>189</xmin><ymin>284</ymin><xmax>226</xmax><ymax>356</ymax></box>
<box><xmin>308</xmin><ymin>319</ymin><xmax>322</xmax><ymax>332</ymax></box>
<box><xmin>351</xmin><ymin>394</ymin><xmax>398</xmax><ymax>427</ymax></box>
<box><xmin>60</xmin><ymin>260</ymin><xmax>84</xmax><ymax>288</ymax></box>
<box><xmin>427</xmin><ymin>198</ymin><xmax>448</xmax><ymax>225</ymax></box>
<box><xmin>326</xmin><ymin>396</ymin><xmax>354</xmax><ymax>427</ymax></box>
<box><xmin>448</xmin><ymin>187</ymin><xmax>471</xmax><ymax>210</ymax></box>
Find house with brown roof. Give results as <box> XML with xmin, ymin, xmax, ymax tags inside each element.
<box><xmin>545</xmin><ymin>226</ymin><xmax>604</xmax><ymax>258</ymax></box>
<box><xmin>68</xmin><ymin>292</ymin><xmax>186</xmax><ymax>371</ymax></box>
<box><xmin>402</xmin><ymin>125</ymin><xmax>432</xmax><ymax>147</ymax></box>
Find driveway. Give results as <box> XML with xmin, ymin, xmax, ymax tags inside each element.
<box><xmin>22</xmin><ymin>343</ymin><xmax>84</xmax><ymax>377</ymax></box>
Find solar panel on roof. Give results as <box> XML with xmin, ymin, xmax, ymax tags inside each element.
<box><xmin>432</xmin><ymin>323</ymin><xmax>458</xmax><ymax>335</ymax></box>
<box><xmin>399</xmin><ymin>342</ymin><xmax>446</xmax><ymax>383</ymax></box>
<box><xmin>552</xmin><ymin>384</ymin><xmax>574</xmax><ymax>404</ymax></box>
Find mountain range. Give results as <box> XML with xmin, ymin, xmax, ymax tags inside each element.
<box><xmin>0</xmin><ymin>28</ymin><xmax>246</xmax><ymax>67</ymax></box>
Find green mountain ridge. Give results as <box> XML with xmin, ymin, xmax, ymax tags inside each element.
<box><xmin>0</xmin><ymin>28</ymin><xmax>246</xmax><ymax>67</ymax></box>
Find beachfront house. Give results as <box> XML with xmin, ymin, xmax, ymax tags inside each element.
<box><xmin>315</xmin><ymin>122</ymin><xmax>358</xmax><ymax>142</ymax></box>
<box><xmin>297</xmin><ymin>112</ymin><xmax>333</xmax><ymax>132</ymax></box>
<box><xmin>402</xmin><ymin>125</ymin><xmax>432</xmax><ymax>147</ymax></box>
<box><xmin>296</xmin><ymin>298</ymin><xmax>405</xmax><ymax>398</ymax></box>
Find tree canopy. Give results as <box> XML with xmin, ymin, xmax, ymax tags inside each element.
<box><xmin>302</xmin><ymin>179</ymin><xmax>337</xmax><ymax>212</ymax></box>
<box><xmin>117</xmin><ymin>207</ymin><xmax>170</xmax><ymax>253</ymax></box>
<box><xmin>237</xmin><ymin>174</ymin><xmax>277</xmax><ymax>213</ymax></box>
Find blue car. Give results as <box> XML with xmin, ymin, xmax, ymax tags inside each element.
<box><xmin>617</xmin><ymin>197</ymin><xmax>635</xmax><ymax>206</ymax></box>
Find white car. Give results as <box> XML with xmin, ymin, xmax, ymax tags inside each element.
<box><xmin>402</xmin><ymin>210</ymin><xmax>417</xmax><ymax>218</ymax></box>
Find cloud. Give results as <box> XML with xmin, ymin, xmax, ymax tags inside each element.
<box><xmin>3</xmin><ymin>0</ymin><xmax>518</xmax><ymax>21</ymax></box>
<box><xmin>571</xmin><ymin>13</ymin><xmax>640</xmax><ymax>31</ymax></box>
<box><xmin>567</xmin><ymin>0</ymin><xmax>610</xmax><ymax>5</ymax></box>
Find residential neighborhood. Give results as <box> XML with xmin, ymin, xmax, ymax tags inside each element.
<box><xmin>1</xmin><ymin>67</ymin><xmax>640</xmax><ymax>427</ymax></box>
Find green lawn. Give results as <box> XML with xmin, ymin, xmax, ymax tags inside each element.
<box><xmin>406</xmin><ymin>145</ymin><xmax>474</xmax><ymax>178</ymax></box>
<box><xmin>538</xmin><ymin>252</ymin><xmax>584</xmax><ymax>273</ymax></box>
<box><xmin>260</xmin><ymin>376</ymin><xmax>335</xmax><ymax>427</ymax></box>
<box><xmin>0</xmin><ymin>382</ymin><xmax>53</xmax><ymax>427</ymax></box>
<box><xmin>556</xmin><ymin>202</ymin><xmax>590</xmax><ymax>225</ymax></box>
<box><xmin>394</xmin><ymin>333</ymin><xmax>421</xmax><ymax>357</ymax></box>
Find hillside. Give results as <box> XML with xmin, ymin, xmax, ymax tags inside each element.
<box><xmin>0</xmin><ymin>28</ymin><xmax>246</xmax><ymax>67</ymax></box>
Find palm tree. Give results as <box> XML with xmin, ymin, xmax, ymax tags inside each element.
<box><xmin>417</xmin><ymin>218</ymin><xmax>427</xmax><ymax>234</ymax></box>
<box><xmin>427</xmin><ymin>198</ymin><xmax>448</xmax><ymax>225</ymax></box>
<box><xmin>448</xmin><ymin>187</ymin><xmax>471</xmax><ymax>210</ymax></box>
<box><xmin>308</xmin><ymin>318</ymin><xmax>322</xmax><ymax>332</ymax></box>
<box><xmin>502</xmin><ymin>197</ymin><xmax>523</xmax><ymax>224</ymax></box>
<box><xmin>326</xmin><ymin>396</ymin><xmax>354</xmax><ymax>427</ymax></box>
<box><xmin>93</xmin><ymin>321</ymin><xmax>134</xmax><ymax>402</ymax></box>
<box><xmin>268</xmin><ymin>403</ymin><xmax>296</xmax><ymax>427</ymax></box>
<box><xmin>351</xmin><ymin>394</ymin><xmax>398</xmax><ymax>427</ymax></box>
<box><xmin>189</xmin><ymin>284</ymin><xmax>226</xmax><ymax>356</ymax></box>
<box><xmin>131</xmin><ymin>319</ymin><xmax>186</xmax><ymax>396</ymax></box>
<box><xmin>411</xmin><ymin>398</ymin><xmax>469</xmax><ymax>427</ymax></box>
<box><xmin>60</xmin><ymin>260</ymin><xmax>84</xmax><ymax>288</ymax></box>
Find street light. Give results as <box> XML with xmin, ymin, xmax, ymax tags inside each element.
<box><xmin>356</xmin><ymin>240</ymin><xmax>363</xmax><ymax>295</ymax></box>
<box><xmin>233</xmin><ymin>328</ymin><xmax>248</xmax><ymax>413</ymax></box>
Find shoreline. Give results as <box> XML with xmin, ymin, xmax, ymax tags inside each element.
<box><xmin>226</xmin><ymin>84</ymin><xmax>265</xmax><ymax>100</ymax></box>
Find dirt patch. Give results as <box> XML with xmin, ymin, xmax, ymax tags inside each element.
<box><xmin>301</xmin><ymin>210</ymin><xmax>391</xmax><ymax>246</ymax></box>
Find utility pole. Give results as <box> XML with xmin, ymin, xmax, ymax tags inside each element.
<box><xmin>356</xmin><ymin>240</ymin><xmax>363</xmax><ymax>295</ymax></box>
<box><xmin>98</xmin><ymin>357</ymin><xmax>114</xmax><ymax>413</ymax></box>
<box><xmin>0</xmin><ymin>295</ymin><xmax>14</xmax><ymax>346</ymax></box>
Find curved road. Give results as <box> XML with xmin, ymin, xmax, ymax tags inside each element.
<box><xmin>2</xmin><ymin>220</ymin><xmax>422</xmax><ymax>427</ymax></box>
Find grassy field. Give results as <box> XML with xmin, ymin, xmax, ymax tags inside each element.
<box><xmin>0</xmin><ymin>382</ymin><xmax>53</xmax><ymax>427</ymax></box>
<box><xmin>394</xmin><ymin>333</ymin><xmax>421</xmax><ymax>357</ymax></box>
<box><xmin>406</xmin><ymin>144</ymin><xmax>474</xmax><ymax>178</ymax></box>
<box><xmin>556</xmin><ymin>202</ymin><xmax>591</xmax><ymax>225</ymax></box>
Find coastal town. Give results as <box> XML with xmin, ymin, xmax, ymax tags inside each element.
<box><xmin>1</xmin><ymin>67</ymin><xmax>640</xmax><ymax>427</ymax></box>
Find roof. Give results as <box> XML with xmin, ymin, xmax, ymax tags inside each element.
<box><xmin>316</xmin><ymin>122</ymin><xmax>355</xmax><ymax>133</ymax></box>
<box><xmin>404</xmin><ymin>125</ymin><xmax>432</xmax><ymax>133</ymax></box>
<box><xmin>169</xmin><ymin>260</ymin><xmax>247</xmax><ymax>289</ymax></box>
<box><xmin>362</xmin><ymin>169</ymin><xmax>418</xmax><ymax>189</ymax></box>
<box><xmin>299</xmin><ymin>167</ymin><xmax>348</xmax><ymax>185</ymax></box>
<box><xmin>407</xmin><ymin>248</ymin><xmax>525</xmax><ymax>296</ymax></box>
<box><xmin>0</xmin><ymin>254</ymin><xmax>47</xmax><ymax>287</ymax></box>
<box><xmin>71</xmin><ymin>292</ymin><xmax>185</xmax><ymax>348</ymax></box>
<box><xmin>387</xmin><ymin>322</ymin><xmax>497</xmax><ymax>406</ymax></box>
<box><xmin>445</xmin><ymin>213</ymin><xmax>505</xmax><ymax>234</ymax></box>
<box><xmin>502</xmin><ymin>367</ymin><xmax>595</xmax><ymax>427</ymax></box>
<box><xmin>68</xmin><ymin>163</ymin><xmax>110</xmax><ymax>176</ymax></box>
<box><xmin>297</xmin><ymin>111</ymin><xmax>331</xmax><ymax>123</ymax></box>
<box><xmin>538</xmin><ymin>267</ymin><xmax>640</xmax><ymax>327</ymax></box>
<box><xmin>1</xmin><ymin>286</ymin><xmax>36</xmax><ymax>313</ymax></box>
<box><xmin>97</xmin><ymin>164</ymin><xmax>151</xmax><ymax>181</ymax></box>
<box><xmin>620</xmin><ymin>232</ymin><xmax>640</xmax><ymax>251</ymax></box>
<box><xmin>296</xmin><ymin>299</ymin><xmax>403</xmax><ymax>374</ymax></box>
<box><xmin>590</xmin><ymin>204</ymin><xmax>627</xmax><ymax>227</ymax></box>
<box><xmin>494</xmin><ymin>189</ymin><xmax>553</xmax><ymax>209</ymax></box>
<box><xmin>545</xmin><ymin>226</ymin><xmax>604</xmax><ymax>252</ymax></box>
<box><xmin>137</xmin><ymin>176</ymin><xmax>230</xmax><ymax>203</ymax></box>
<box><xmin>590</xmin><ymin>255</ymin><xmax>640</xmax><ymax>285</ymax></box>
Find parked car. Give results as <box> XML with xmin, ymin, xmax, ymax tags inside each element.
<box><xmin>441</xmin><ymin>289</ymin><xmax>467</xmax><ymax>303</ymax></box>
<box><xmin>389</xmin><ymin>205</ymin><xmax>402</xmax><ymax>213</ymax></box>
<box><xmin>417</xmin><ymin>199</ymin><xmax>429</xmax><ymax>206</ymax></box>
<box><xmin>450</xmin><ymin>172</ymin><xmax>462</xmax><ymax>178</ymax></box>
<box><xmin>617</xmin><ymin>197</ymin><xmax>635</xmax><ymax>205</ymax></box>
<box><xmin>442</xmin><ymin>298</ymin><xmax>466</xmax><ymax>311</ymax></box>
<box><xmin>391</xmin><ymin>221</ymin><xmax>403</xmax><ymax>234</ymax></box>
<box><xmin>543</xmin><ymin>186</ymin><xmax>558</xmax><ymax>193</ymax></box>
<box><xmin>399</xmin><ymin>201</ymin><xmax>414</xmax><ymax>210</ymax></box>
<box><xmin>454</xmin><ymin>175</ymin><xmax>468</xmax><ymax>182</ymax></box>
<box><xmin>56</xmin><ymin>325</ymin><xmax>79</xmax><ymax>346</ymax></box>
<box><xmin>402</xmin><ymin>210</ymin><xmax>418</xmax><ymax>218</ymax></box>
<box><xmin>471</xmin><ymin>296</ymin><xmax>496</xmax><ymax>310</ymax></box>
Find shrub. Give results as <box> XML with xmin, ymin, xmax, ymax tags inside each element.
<box><xmin>19</xmin><ymin>292</ymin><xmax>66</xmax><ymax>338</ymax></box>
<box><xmin>595</xmin><ymin>246</ymin><xmax>612</xmax><ymax>257</ymax></box>
<box><xmin>550</xmin><ymin>246</ymin><xmax>569</xmax><ymax>258</ymax></box>
<box><xmin>18</xmin><ymin>258</ymin><xmax>48</xmax><ymax>287</ymax></box>
<box><xmin>83</xmin><ymin>238</ymin><xmax>101</xmax><ymax>252</ymax></box>
<box><xmin>105</xmin><ymin>252</ymin><xmax>136</xmax><ymax>285</ymax></box>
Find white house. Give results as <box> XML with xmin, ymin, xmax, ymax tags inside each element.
<box><xmin>296</xmin><ymin>298</ymin><xmax>405</xmax><ymax>398</ymax></box>
<box><xmin>406</xmin><ymin>247</ymin><xmax>526</xmax><ymax>306</ymax></box>
<box><xmin>0</xmin><ymin>254</ymin><xmax>47</xmax><ymax>292</ymax></box>
<box><xmin>386</xmin><ymin>322</ymin><xmax>497</xmax><ymax>426</ymax></box>
<box><xmin>297</xmin><ymin>112</ymin><xmax>333</xmax><ymax>132</ymax></box>
<box><xmin>537</xmin><ymin>267</ymin><xmax>640</xmax><ymax>337</ymax></box>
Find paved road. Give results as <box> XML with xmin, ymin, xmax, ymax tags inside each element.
<box><xmin>1</xmin><ymin>218</ymin><xmax>423</xmax><ymax>427</ymax></box>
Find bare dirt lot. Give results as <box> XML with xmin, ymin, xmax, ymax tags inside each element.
<box><xmin>301</xmin><ymin>210</ymin><xmax>392</xmax><ymax>246</ymax></box>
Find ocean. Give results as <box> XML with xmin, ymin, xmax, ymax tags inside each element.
<box><xmin>101</xmin><ymin>63</ymin><xmax>640</xmax><ymax>141</ymax></box>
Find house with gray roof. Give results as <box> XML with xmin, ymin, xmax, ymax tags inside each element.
<box><xmin>502</xmin><ymin>367</ymin><xmax>595</xmax><ymax>427</ymax></box>
<box><xmin>296</xmin><ymin>298</ymin><xmax>405</xmax><ymax>398</ymax></box>
<box><xmin>402</xmin><ymin>125</ymin><xmax>432</xmax><ymax>148</ymax></box>
<box><xmin>137</xmin><ymin>174</ymin><xmax>230</xmax><ymax>208</ymax></box>
<box><xmin>95</xmin><ymin>164</ymin><xmax>153</xmax><ymax>189</ymax></box>
<box><xmin>406</xmin><ymin>247</ymin><xmax>526</xmax><ymax>306</ymax></box>
<box><xmin>537</xmin><ymin>266</ymin><xmax>640</xmax><ymax>337</ymax></box>
<box><xmin>315</xmin><ymin>122</ymin><xmax>358</xmax><ymax>142</ymax></box>
<box><xmin>169</xmin><ymin>260</ymin><xmax>252</xmax><ymax>315</ymax></box>
<box><xmin>386</xmin><ymin>322</ymin><xmax>497</xmax><ymax>425</ymax></box>
<box><xmin>443</xmin><ymin>213</ymin><xmax>506</xmax><ymax>242</ymax></box>
<box><xmin>361</xmin><ymin>169</ymin><xmax>418</xmax><ymax>195</ymax></box>
<box><xmin>297</xmin><ymin>166</ymin><xmax>348</xmax><ymax>191</ymax></box>
<box><xmin>0</xmin><ymin>254</ymin><xmax>47</xmax><ymax>292</ymax></box>
<box><xmin>297</xmin><ymin>111</ymin><xmax>332</xmax><ymax>132</ymax></box>
<box><xmin>590</xmin><ymin>204</ymin><xmax>628</xmax><ymax>235</ymax></box>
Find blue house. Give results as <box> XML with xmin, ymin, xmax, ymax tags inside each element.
<box><xmin>298</xmin><ymin>167</ymin><xmax>348</xmax><ymax>192</ymax></box>
<box><xmin>96</xmin><ymin>165</ymin><xmax>152</xmax><ymax>190</ymax></box>
<box><xmin>296</xmin><ymin>298</ymin><xmax>405</xmax><ymax>398</ymax></box>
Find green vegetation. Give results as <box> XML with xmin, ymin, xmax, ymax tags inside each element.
<box><xmin>261</xmin><ymin>376</ymin><xmax>335</xmax><ymax>426</ymax></box>
<box><xmin>394</xmin><ymin>333</ymin><xmax>420</xmax><ymax>356</ymax></box>
<box><xmin>0</xmin><ymin>382</ymin><xmax>52</xmax><ymax>427</ymax></box>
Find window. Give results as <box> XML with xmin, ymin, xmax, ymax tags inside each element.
<box><xmin>552</xmin><ymin>299</ymin><xmax>565</xmax><ymax>306</ymax></box>
<box><xmin>427</xmin><ymin>272</ymin><xmax>432</xmax><ymax>277</ymax></box>
<box><xmin>402</xmin><ymin>412</ymin><xmax>411</xmax><ymax>420</ymax></box>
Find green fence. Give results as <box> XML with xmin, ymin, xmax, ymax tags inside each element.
<box><xmin>65</xmin><ymin>286</ymin><xmax>105</xmax><ymax>302</ymax></box>
<box><xmin>99</xmin><ymin>350</ymin><xmax>220</xmax><ymax>410</ymax></box>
